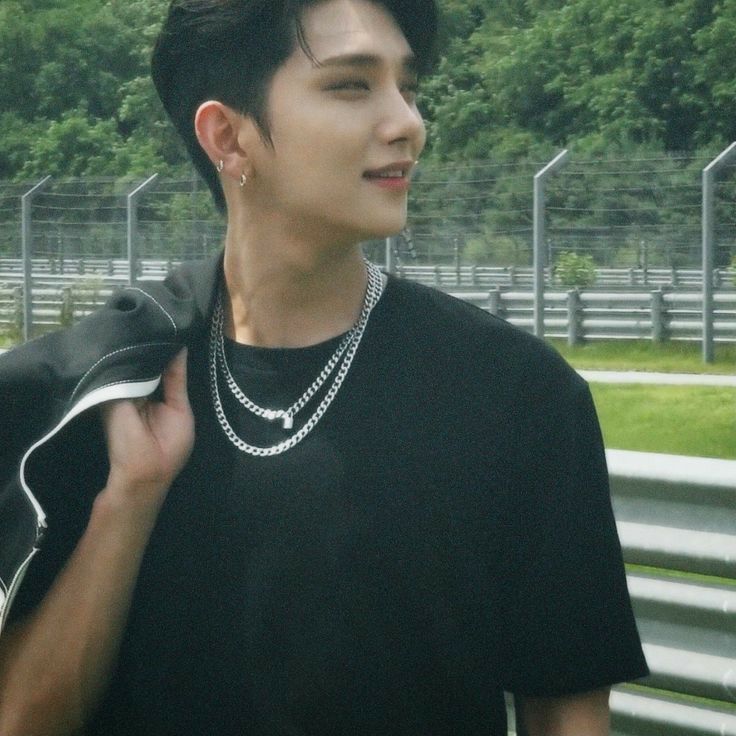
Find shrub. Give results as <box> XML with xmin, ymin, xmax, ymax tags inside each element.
<box><xmin>553</xmin><ymin>251</ymin><xmax>597</xmax><ymax>288</ymax></box>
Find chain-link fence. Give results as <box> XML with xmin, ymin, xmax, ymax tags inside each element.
<box><xmin>1</xmin><ymin>151</ymin><xmax>734</xmax><ymax>274</ymax></box>
<box><xmin>404</xmin><ymin>153</ymin><xmax>735</xmax><ymax>273</ymax></box>
<box><xmin>0</xmin><ymin>177</ymin><xmax>224</xmax><ymax>266</ymax></box>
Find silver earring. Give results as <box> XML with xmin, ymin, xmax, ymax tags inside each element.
<box><xmin>239</xmin><ymin>173</ymin><xmax>248</xmax><ymax>188</ymax></box>
<box><xmin>216</xmin><ymin>159</ymin><xmax>224</xmax><ymax>173</ymax></box>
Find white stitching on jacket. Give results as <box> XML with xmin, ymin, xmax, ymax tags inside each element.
<box><xmin>124</xmin><ymin>287</ymin><xmax>178</xmax><ymax>336</ymax></box>
<box><xmin>70</xmin><ymin>342</ymin><xmax>177</xmax><ymax>405</ymax></box>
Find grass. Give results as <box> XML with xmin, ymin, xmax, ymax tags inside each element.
<box><xmin>550</xmin><ymin>338</ymin><xmax>736</xmax><ymax>374</ymax></box>
<box><xmin>617</xmin><ymin>682</ymin><xmax>736</xmax><ymax>715</ymax></box>
<box><xmin>547</xmin><ymin>340</ymin><xmax>735</xmax><ymax>459</ymax></box>
<box><xmin>589</xmin><ymin>383</ymin><xmax>735</xmax><ymax>459</ymax></box>
<box><xmin>627</xmin><ymin>563</ymin><xmax>736</xmax><ymax>589</ymax></box>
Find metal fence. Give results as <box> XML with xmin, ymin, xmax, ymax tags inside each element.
<box><xmin>605</xmin><ymin>450</ymin><xmax>736</xmax><ymax>736</ymax></box>
<box><xmin>2</xmin><ymin>259</ymin><xmax>736</xmax><ymax>346</ymax></box>
<box><xmin>509</xmin><ymin>450</ymin><xmax>736</xmax><ymax>736</ymax></box>
<box><xmin>1</xmin><ymin>145</ymin><xmax>735</xmax><ymax>357</ymax></box>
<box><xmin>3</xmin><ymin>153</ymin><xmax>734</xmax><ymax>269</ymax></box>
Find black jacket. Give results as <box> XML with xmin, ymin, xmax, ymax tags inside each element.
<box><xmin>0</xmin><ymin>254</ymin><xmax>221</xmax><ymax>632</ymax></box>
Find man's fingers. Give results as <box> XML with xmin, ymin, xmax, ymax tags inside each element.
<box><xmin>161</xmin><ymin>348</ymin><xmax>190</xmax><ymax>411</ymax></box>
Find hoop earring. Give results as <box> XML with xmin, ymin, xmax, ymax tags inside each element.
<box><xmin>239</xmin><ymin>173</ymin><xmax>248</xmax><ymax>188</ymax></box>
<box><xmin>216</xmin><ymin>160</ymin><xmax>224</xmax><ymax>173</ymax></box>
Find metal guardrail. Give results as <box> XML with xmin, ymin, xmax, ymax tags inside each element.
<box><xmin>1</xmin><ymin>259</ymin><xmax>735</xmax><ymax>290</ymax></box>
<box><xmin>2</xmin><ymin>259</ymin><xmax>736</xmax><ymax>343</ymax></box>
<box><xmin>393</xmin><ymin>264</ymin><xmax>736</xmax><ymax>292</ymax></box>
<box><xmin>455</xmin><ymin>289</ymin><xmax>736</xmax><ymax>343</ymax></box>
<box><xmin>606</xmin><ymin>450</ymin><xmax>736</xmax><ymax>736</ymax></box>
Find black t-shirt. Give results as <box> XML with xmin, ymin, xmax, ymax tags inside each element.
<box><xmin>12</xmin><ymin>275</ymin><xmax>648</xmax><ymax>735</ymax></box>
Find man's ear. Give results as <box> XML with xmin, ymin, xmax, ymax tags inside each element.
<box><xmin>195</xmin><ymin>100</ymin><xmax>255</xmax><ymax>181</ymax></box>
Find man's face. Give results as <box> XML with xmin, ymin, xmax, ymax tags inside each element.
<box><xmin>245</xmin><ymin>0</ymin><xmax>426</xmax><ymax>246</ymax></box>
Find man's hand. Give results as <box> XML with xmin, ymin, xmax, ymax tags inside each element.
<box><xmin>101</xmin><ymin>348</ymin><xmax>194</xmax><ymax>510</ymax></box>
<box><xmin>0</xmin><ymin>349</ymin><xmax>195</xmax><ymax>736</ymax></box>
<box><xmin>516</xmin><ymin>688</ymin><xmax>610</xmax><ymax>736</ymax></box>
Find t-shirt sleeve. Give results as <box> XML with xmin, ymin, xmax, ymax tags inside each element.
<box><xmin>495</xmin><ymin>376</ymin><xmax>648</xmax><ymax>696</ymax></box>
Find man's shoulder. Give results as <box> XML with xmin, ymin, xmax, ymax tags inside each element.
<box><xmin>383</xmin><ymin>275</ymin><xmax>581</xmax><ymax>388</ymax></box>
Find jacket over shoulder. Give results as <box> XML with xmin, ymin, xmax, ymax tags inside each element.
<box><xmin>0</xmin><ymin>254</ymin><xmax>220</xmax><ymax>632</ymax></box>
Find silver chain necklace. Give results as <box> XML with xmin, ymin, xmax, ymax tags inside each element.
<box><xmin>209</xmin><ymin>262</ymin><xmax>385</xmax><ymax>457</ymax></box>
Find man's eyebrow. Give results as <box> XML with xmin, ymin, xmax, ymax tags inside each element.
<box><xmin>315</xmin><ymin>53</ymin><xmax>418</xmax><ymax>73</ymax></box>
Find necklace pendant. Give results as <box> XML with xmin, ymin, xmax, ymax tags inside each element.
<box><xmin>282</xmin><ymin>414</ymin><xmax>294</xmax><ymax>430</ymax></box>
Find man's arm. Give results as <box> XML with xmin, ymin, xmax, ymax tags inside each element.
<box><xmin>0</xmin><ymin>350</ymin><xmax>193</xmax><ymax>736</ymax></box>
<box><xmin>516</xmin><ymin>688</ymin><xmax>610</xmax><ymax>736</ymax></box>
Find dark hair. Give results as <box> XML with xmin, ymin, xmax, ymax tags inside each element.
<box><xmin>151</xmin><ymin>0</ymin><xmax>438</xmax><ymax>212</ymax></box>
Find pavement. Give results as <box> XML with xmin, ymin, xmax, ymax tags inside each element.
<box><xmin>578</xmin><ymin>370</ymin><xmax>736</xmax><ymax>387</ymax></box>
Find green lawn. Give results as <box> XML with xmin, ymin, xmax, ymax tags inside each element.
<box><xmin>589</xmin><ymin>384</ymin><xmax>736</xmax><ymax>459</ymax></box>
<box><xmin>550</xmin><ymin>338</ymin><xmax>736</xmax><ymax>374</ymax></box>
<box><xmin>547</xmin><ymin>340</ymin><xmax>735</xmax><ymax>459</ymax></box>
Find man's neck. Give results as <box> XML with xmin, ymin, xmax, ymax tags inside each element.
<box><xmin>221</xmin><ymin>229</ymin><xmax>368</xmax><ymax>349</ymax></box>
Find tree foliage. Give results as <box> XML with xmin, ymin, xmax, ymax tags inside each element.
<box><xmin>0</xmin><ymin>0</ymin><xmax>184</xmax><ymax>182</ymax></box>
<box><xmin>423</xmin><ymin>0</ymin><xmax>735</xmax><ymax>162</ymax></box>
<box><xmin>1</xmin><ymin>0</ymin><xmax>734</xmax><ymax>182</ymax></box>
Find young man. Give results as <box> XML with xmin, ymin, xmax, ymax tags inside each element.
<box><xmin>0</xmin><ymin>1</ymin><xmax>647</xmax><ymax>734</ymax></box>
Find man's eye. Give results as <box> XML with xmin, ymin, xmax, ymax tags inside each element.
<box><xmin>328</xmin><ymin>79</ymin><xmax>370</xmax><ymax>92</ymax></box>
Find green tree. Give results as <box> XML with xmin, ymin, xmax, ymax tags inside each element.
<box><xmin>0</xmin><ymin>0</ymin><xmax>184</xmax><ymax>182</ymax></box>
<box><xmin>426</xmin><ymin>0</ymin><xmax>733</xmax><ymax>160</ymax></box>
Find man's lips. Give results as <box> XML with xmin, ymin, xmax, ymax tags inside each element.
<box><xmin>364</xmin><ymin>169</ymin><xmax>407</xmax><ymax>179</ymax></box>
<box><xmin>363</xmin><ymin>162</ymin><xmax>414</xmax><ymax>190</ymax></box>
<box><xmin>363</xmin><ymin>161</ymin><xmax>414</xmax><ymax>179</ymax></box>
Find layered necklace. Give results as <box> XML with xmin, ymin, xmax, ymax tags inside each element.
<box><xmin>209</xmin><ymin>261</ymin><xmax>385</xmax><ymax>457</ymax></box>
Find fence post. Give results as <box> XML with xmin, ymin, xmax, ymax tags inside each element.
<box><xmin>434</xmin><ymin>265</ymin><xmax>441</xmax><ymax>287</ymax></box>
<box><xmin>702</xmin><ymin>141</ymin><xmax>736</xmax><ymax>363</ymax></box>
<box><xmin>21</xmin><ymin>176</ymin><xmax>52</xmax><ymax>342</ymax></box>
<box><xmin>453</xmin><ymin>238</ymin><xmax>461</xmax><ymax>286</ymax></box>
<box><xmin>640</xmin><ymin>240</ymin><xmax>649</xmax><ymax>284</ymax></box>
<box><xmin>651</xmin><ymin>289</ymin><xmax>666</xmax><ymax>343</ymax></box>
<box><xmin>487</xmin><ymin>287</ymin><xmax>502</xmax><ymax>317</ymax></box>
<box><xmin>60</xmin><ymin>286</ymin><xmax>74</xmax><ymax>327</ymax></box>
<box><xmin>533</xmin><ymin>150</ymin><xmax>569</xmax><ymax>338</ymax></box>
<box><xmin>670</xmin><ymin>266</ymin><xmax>678</xmax><ymax>287</ymax></box>
<box><xmin>384</xmin><ymin>236</ymin><xmax>395</xmax><ymax>274</ymax></box>
<box><xmin>127</xmin><ymin>173</ymin><xmax>158</xmax><ymax>286</ymax></box>
<box><xmin>12</xmin><ymin>286</ymin><xmax>23</xmax><ymax>335</ymax></box>
<box><xmin>566</xmin><ymin>288</ymin><xmax>582</xmax><ymax>346</ymax></box>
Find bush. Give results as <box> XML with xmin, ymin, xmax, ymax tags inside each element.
<box><xmin>553</xmin><ymin>251</ymin><xmax>597</xmax><ymax>288</ymax></box>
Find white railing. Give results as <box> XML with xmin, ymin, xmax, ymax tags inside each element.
<box><xmin>1</xmin><ymin>259</ymin><xmax>735</xmax><ymax>291</ymax></box>
<box><xmin>453</xmin><ymin>288</ymin><xmax>736</xmax><ymax>343</ymax></box>
<box><xmin>393</xmin><ymin>263</ymin><xmax>736</xmax><ymax>291</ymax></box>
<box><xmin>1</xmin><ymin>259</ymin><xmax>735</xmax><ymax>343</ymax></box>
<box><xmin>606</xmin><ymin>450</ymin><xmax>736</xmax><ymax>736</ymax></box>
